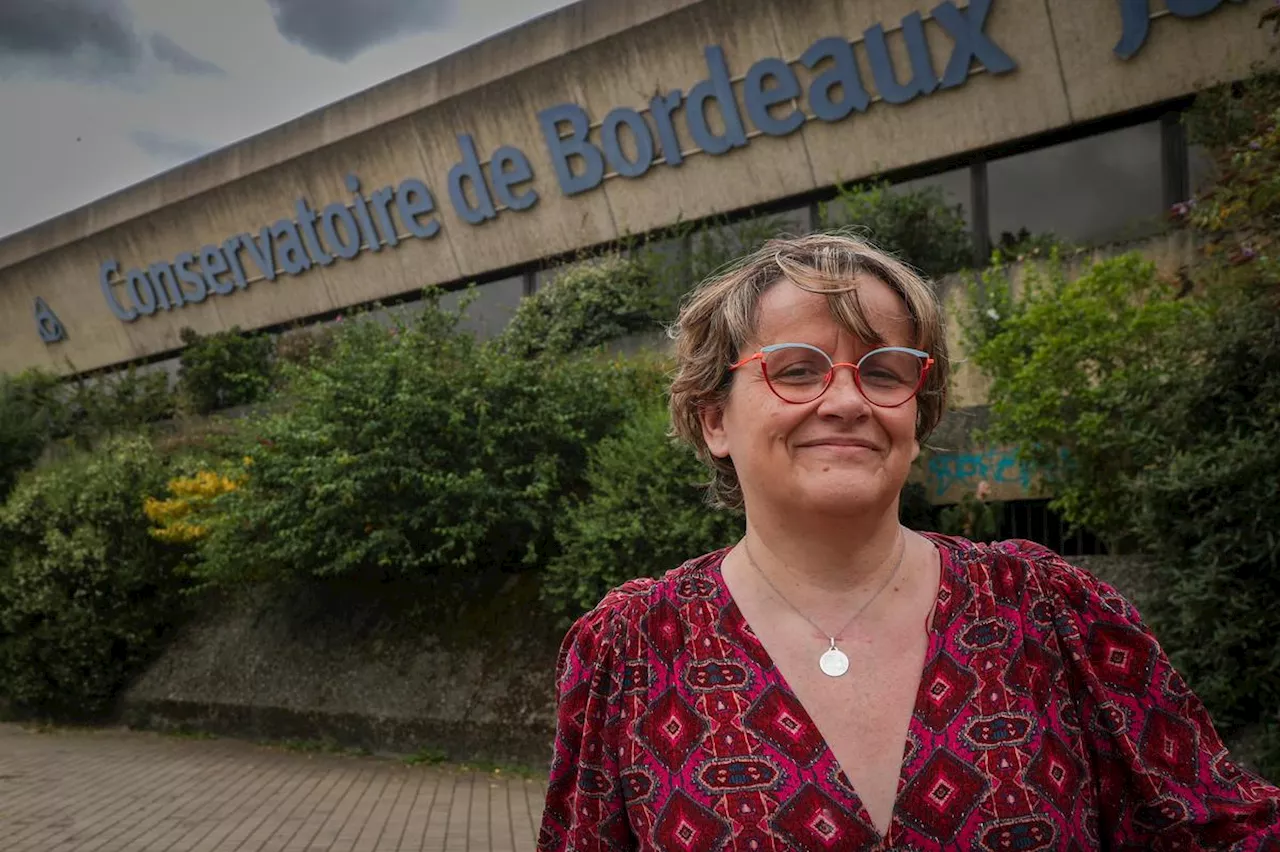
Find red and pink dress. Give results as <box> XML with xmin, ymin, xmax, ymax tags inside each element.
<box><xmin>538</xmin><ymin>534</ymin><xmax>1280</xmax><ymax>850</ymax></box>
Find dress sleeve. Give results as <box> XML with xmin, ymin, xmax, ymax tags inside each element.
<box><xmin>1010</xmin><ymin>541</ymin><xmax>1280</xmax><ymax>849</ymax></box>
<box><xmin>537</xmin><ymin>592</ymin><xmax>637</xmax><ymax>852</ymax></box>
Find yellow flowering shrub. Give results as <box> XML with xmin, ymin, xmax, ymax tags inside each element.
<box><xmin>143</xmin><ymin>465</ymin><xmax>247</xmax><ymax>544</ymax></box>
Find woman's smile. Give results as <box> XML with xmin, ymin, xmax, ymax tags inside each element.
<box><xmin>794</xmin><ymin>436</ymin><xmax>883</xmax><ymax>454</ymax></box>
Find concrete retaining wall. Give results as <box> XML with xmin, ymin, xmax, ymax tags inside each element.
<box><xmin>121</xmin><ymin>576</ymin><xmax>565</xmax><ymax>767</ymax></box>
<box><xmin>122</xmin><ymin>551</ymin><xmax>1168</xmax><ymax>768</ymax></box>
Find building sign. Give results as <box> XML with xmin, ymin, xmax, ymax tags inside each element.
<box><xmin>1114</xmin><ymin>0</ymin><xmax>1243</xmax><ymax>59</ymax></box>
<box><xmin>96</xmin><ymin>0</ymin><xmax>1015</xmax><ymax>324</ymax></box>
<box><xmin>85</xmin><ymin>0</ymin><xmax>1239</xmax><ymax>328</ymax></box>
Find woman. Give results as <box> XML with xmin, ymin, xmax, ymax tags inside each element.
<box><xmin>537</xmin><ymin>233</ymin><xmax>1280</xmax><ymax>850</ymax></box>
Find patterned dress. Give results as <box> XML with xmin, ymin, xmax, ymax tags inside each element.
<box><xmin>537</xmin><ymin>534</ymin><xmax>1280</xmax><ymax>851</ymax></box>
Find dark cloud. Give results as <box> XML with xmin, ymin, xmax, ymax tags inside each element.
<box><xmin>267</xmin><ymin>0</ymin><xmax>456</xmax><ymax>62</ymax></box>
<box><xmin>130</xmin><ymin>130</ymin><xmax>210</xmax><ymax>163</ymax></box>
<box><xmin>0</xmin><ymin>0</ymin><xmax>223</xmax><ymax>82</ymax></box>
<box><xmin>0</xmin><ymin>0</ymin><xmax>143</xmax><ymax>75</ymax></box>
<box><xmin>149</xmin><ymin>33</ymin><xmax>225</xmax><ymax>76</ymax></box>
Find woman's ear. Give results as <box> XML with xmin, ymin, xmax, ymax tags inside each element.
<box><xmin>699</xmin><ymin>402</ymin><xmax>731</xmax><ymax>459</ymax></box>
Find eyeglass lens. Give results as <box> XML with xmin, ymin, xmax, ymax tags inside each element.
<box><xmin>762</xmin><ymin>346</ymin><xmax>924</xmax><ymax>405</ymax></box>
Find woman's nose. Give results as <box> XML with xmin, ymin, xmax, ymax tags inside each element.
<box><xmin>818</xmin><ymin>364</ymin><xmax>872</xmax><ymax>411</ymax></box>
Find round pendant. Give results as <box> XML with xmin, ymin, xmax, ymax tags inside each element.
<box><xmin>819</xmin><ymin>646</ymin><xmax>850</xmax><ymax>677</ymax></box>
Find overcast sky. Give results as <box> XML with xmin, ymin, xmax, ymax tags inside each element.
<box><xmin>0</xmin><ymin>0</ymin><xmax>577</xmax><ymax>240</ymax></box>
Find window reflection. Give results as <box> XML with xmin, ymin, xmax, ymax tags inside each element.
<box><xmin>894</xmin><ymin>169</ymin><xmax>972</xmax><ymax>226</ymax></box>
<box><xmin>988</xmin><ymin>121</ymin><xmax>1165</xmax><ymax>248</ymax></box>
<box><xmin>437</xmin><ymin>276</ymin><xmax>525</xmax><ymax>340</ymax></box>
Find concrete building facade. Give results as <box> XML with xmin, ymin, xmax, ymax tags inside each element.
<box><xmin>0</xmin><ymin>0</ymin><xmax>1267</xmax><ymax>381</ymax></box>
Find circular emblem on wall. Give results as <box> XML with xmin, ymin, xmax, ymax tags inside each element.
<box><xmin>34</xmin><ymin>297</ymin><xmax>66</xmax><ymax>343</ymax></box>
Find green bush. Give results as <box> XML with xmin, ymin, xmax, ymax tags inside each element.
<box><xmin>505</xmin><ymin>212</ymin><xmax>811</xmax><ymax>363</ymax></box>
<box><xmin>500</xmin><ymin>212</ymin><xmax>811</xmax><ymax>364</ymax></box>
<box><xmin>962</xmin><ymin>71</ymin><xmax>1280</xmax><ymax>779</ymax></box>
<box><xmin>191</xmin><ymin>300</ymin><xmax>668</xmax><ymax>597</ymax></box>
<box><xmin>274</xmin><ymin>324</ymin><xmax>338</xmax><ymax>368</ymax></box>
<box><xmin>676</xmin><ymin>213</ymin><xmax>805</xmax><ymax>287</ymax></box>
<box><xmin>543</xmin><ymin>402</ymin><xmax>743</xmax><ymax>618</ymax></box>
<box><xmin>1126</xmin><ymin>271</ymin><xmax>1280</xmax><ymax>766</ymax></box>
<box><xmin>177</xmin><ymin>326</ymin><xmax>276</xmax><ymax>415</ymax></box>
<box><xmin>1182</xmin><ymin>66</ymin><xmax>1280</xmax><ymax>153</ymax></box>
<box><xmin>962</xmin><ymin>251</ymin><xmax>1194</xmax><ymax>539</ymax></box>
<box><xmin>993</xmin><ymin>227</ymin><xmax>1073</xmax><ymax>262</ymax></box>
<box><xmin>0</xmin><ymin>370</ymin><xmax>64</xmax><ymax>500</ymax></box>
<box><xmin>816</xmin><ymin>181</ymin><xmax>974</xmax><ymax>278</ymax></box>
<box><xmin>968</xmin><ymin>249</ymin><xmax>1280</xmax><ymax>778</ymax></box>
<box><xmin>498</xmin><ymin>255</ymin><xmax>665</xmax><ymax>360</ymax></box>
<box><xmin>0</xmin><ymin>435</ymin><xmax>192</xmax><ymax>719</ymax></box>
<box><xmin>936</xmin><ymin>489</ymin><xmax>1003</xmax><ymax>541</ymax></box>
<box><xmin>63</xmin><ymin>365</ymin><xmax>175</xmax><ymax>443</ymax></box>
<box><xmin>0</xmin><ymin>365</ymin><xmax>177</xmax><ymax>503</ymax></box>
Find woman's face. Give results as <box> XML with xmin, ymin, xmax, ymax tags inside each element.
<box><xmin>700</xmin><ymin>275</ymin><xmax>922</xmax><ymax>519</ymax></box>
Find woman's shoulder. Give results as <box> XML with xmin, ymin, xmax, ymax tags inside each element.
<box><xmin>923</xmin><ymin>532</ymin><xmax>1141</xmax><ymax>626</ymax></box>
<box><xmin>585</xmin><ymin>546</ymin><xmax>729</xmax><ymax>616</ymax></box>
<box><xmin>556</xmin><ymin>547</ymin><xmax>732</xmax><ymax>664</ymax></box>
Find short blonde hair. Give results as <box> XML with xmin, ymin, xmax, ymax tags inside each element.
<box><xmin>667</xmin><ymin>231</ymin><xmax>950</xmax><ymax>510</ymax></box>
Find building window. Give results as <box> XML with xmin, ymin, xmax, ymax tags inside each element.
<box><xmin>533</xmin><ymin>255</ymin><xmax>620</xmax><ymax>293</ymax></box>
<box><xmin>987</xmin><ymin>121</ymin><xmax>1166</xmax><ymax>249</ymax></box>
<box><xmin>895</xmin><ymin>169</ymin><xmax>972</xmax><ymax>226</ymax></box>
<box><xmin>688</xmin><ymin>206</ymin><xmax>813</xmax><ymax>258</ymax></box>
<box><xmin>436</xmin><ymin>275</ymin><xmax>526</xmax><ymax>340</ymax></box>
<box><xmin>817</xmin><ymin>168</ymin><xmax>971</xmax><ymax>231</ymax></box>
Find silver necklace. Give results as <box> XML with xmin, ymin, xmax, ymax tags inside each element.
<box><xmin>741</xmin><ymin>530</ymin><xmax>907</xmax><ymax>678</ymax></box>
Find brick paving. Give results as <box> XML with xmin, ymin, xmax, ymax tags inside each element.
<box><xmin>0</xmin><ymin>723</ymin><xmax>548</xmax><ymax>852</ymax></box>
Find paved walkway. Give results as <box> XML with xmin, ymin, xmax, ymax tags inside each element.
<box><xmin>0</xmin><ymin>723</ymin><xmax>548</xmax><ymax>852</ymax></box>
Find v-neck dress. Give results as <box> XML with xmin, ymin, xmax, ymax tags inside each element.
<box><xmin>536</xmin><ymin>534</ymin><xmax>1280</xmax><ymax>851</ymax></box>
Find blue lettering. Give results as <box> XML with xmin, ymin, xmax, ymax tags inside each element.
<box><xmin>1171</xmin><ymin>0</ymin><xmax>1235</xmax><ymax>16</ymax></box>
<box><xmin>99</xmin><ymin>260</ymin><xmax>137</xmax><ymax>322</ymax></box>
<box><xmin>370</xmin><ymin>187</ymin><xmax>400</xmax><ymax>247</ymax></box>
<box><xmin>802</xmin><ymin>37</ymin><xmax>870</xmax><ymax>122</ymax></box>
<box><xmin>147</xmin><ymin>262</ymin><xmax>185</xmax><ymax>309</ymax></box>
<box><xmin>649</xmin><ymin>90</ymin><xmax>685</xmax><ymax>167</ymax></box>
<box><xmin>1116</xmin><ymin>0</ymin><xmax>1242</xmax><ymax>59</ymax></box>
<box><xmin>237</xmin><ymin>229</ymin><xmax>276</xmax><ymax>281</ymax></box>
<box><xmin>489</xmin><ymin>146</ymin><xmax>539</xmax><ymax>210</ymax></box>
<box><xmin>396</xmin><ymin>179</ymin><xmax>440</xmax><ymax>239</ymax></box>
<box><xmin>199</xmin><ymin>245</ymin><xmax>235</xmax><ymax>295</ymax></box>
<box><xmin>864</xmin><ymin>12</ymin><xmax>938</xmax><ymax>105</ymax></box>
<box><xmin>220</xmin><ymin>237</ymin><xmax>249</xmax><ymax>289</ymax></box>
<box><xmin>126</xmin><ymin>267</ymin><xmax>158</xmax><ymax>316</ymax></box>
<box><xmin>321</xmin><ymin>203</ymin><xmax>362</xmax><ymax>258</ymax></box>
<box><xmin>1114</xmin><ymin>0</ymin><xmax>1149</xmax><ymax>58</ymax></box>
<box><xmin>933</xmin><ymin>0</ymin><xmax>1016</xmax><ymax>89</ymax></box>
<box><xmin>448</xmin><ymin>134</ymin><xmax>497</xmax><ymax>224</ymax></box>
<box><xmin>174</xmin><ymin>252</ymin><xmax>207</xmax><ymax>303</ymax></box>
<box><xmin>345</xmin><ymin>174</ymin><xmax>382</xmax><ymax>251</ymax></box>
<box><xmin>601</xmin><ymin>109</ymin><xmax>655</xmax><ymax>179</ymax></box>
<box><xmin>686</xmin><ymin>45</ymin><xmax>748</xmax><ymax>155</ymax></box>
<box><xmin>294</xmin><ymin>199</ymin><xmax>333</xmax><ymax>267</ymax></box>
<box><xmin>743</xmin><ymin>57</ymin><xmax>804</xmax><ymax>137</ymax></box>
<box><xmin>539</xmin><ymin>102</ymin><xmax>605</xmax><ymax>196</ymax></box>
<box><xmin>271</xmin><ymin>220</ymin><xmax>311</xmax><ymax>275</ymax></box>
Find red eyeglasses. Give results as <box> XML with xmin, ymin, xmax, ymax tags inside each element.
<box><xmin>729</xmin><ymin>343</ymin><xmax>933</xmax><ymax>407</ymax></box>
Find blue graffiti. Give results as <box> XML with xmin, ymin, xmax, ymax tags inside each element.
<box><xmin>927</xmin><ymin>449</ymin><xmax>1031</xmax><ymax>499</ymax></box>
